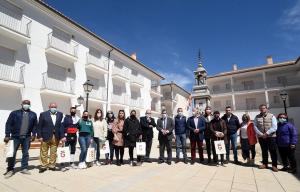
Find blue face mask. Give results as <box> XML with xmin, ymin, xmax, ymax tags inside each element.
<box><xmin>278</xmin><ymin>118</ymin><xmax>287</xmax><ymax>123</ymax></box>
<box><xmin>22</xmin><ymin>104</ymin><xmax>30</xmax><ymax>111</ymax></box>
<box><xmin>50</xmin><ymin>108</ymin><xmax>57</xmax><ymax>114</ymax></box>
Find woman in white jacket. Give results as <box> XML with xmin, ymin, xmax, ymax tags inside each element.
<box><xmin>92</xmin><ymin>109</ymin><xmax>108</xmax><ymax>166</ymax></box>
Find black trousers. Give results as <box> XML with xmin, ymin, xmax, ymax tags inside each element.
<box><xmin>278</xmin><ymin>146</ymin><xmax>297</xmax><ymax>169</ymax></box>
<box><xmin>128</xmin><ymin>146</ymin><xmax>141</xmax><ymax>162</ymax></box>
<box><xmin>65</xmin><ymin>136</ymin><xmax>77</xmax><ymax>154</ymax></box>
<box><xmin>258</xmin><ymin>137</ymin><xmax>277</xmax><ymax>167</ymax></box>
<box><xmin>159</xmin><ymin>138</ymin><xmax>172</xmax><ymax>162</ymax></box>
<box><xmin>142</xmin><ymin>138</ymin><xmax>152</xmax><ymax>159</ymax></box>
<box><xmin>114</xmin><ymin>145</ymin><xmax>124</xmax><ymax>161</ymax></box>
<box><xmin>205</xmin><ymin>138</ymin><xmax>212</xmax><ymax>160</ymax></box>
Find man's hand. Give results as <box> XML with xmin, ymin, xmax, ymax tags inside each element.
<box><xmin>262</xmin><ymin>133</ymin><xmax>268</xmax><ymax>139</ymax></box>
<box><xmin>194</xmin><ymin>129</ymin><xmax>199</xmax><ymax>133</ymax></box>
<box><xmin>3</xmin><ymin>137</ymin><xmax>10</xmax><ymax>144</ymax></box>
<box><xmin>139</xmin><ymin>135</ymin><xmax>142</xmax><ymax>140</ymax></box>
<box><xmin>60</xmin><ymin>137</ymin><xmax>66</xmax><ymax>143</ymax></box>
<box><xmin>31</xmin><ymin>136</ymin><xmax>36</xmax><ymax>142</ymax></box>
<box><xmin>38</xmin><ymin>138</ymin><xmax>43</xmax><ymax>142</ymax></box>
<box><xmin>291</xmin><ymin>145</ymin><xmax>296</xmax><ymax>149</ymax></box>
<box><xmin>149</xmin><ymin>125</ymin><xmax>153</xmax><ymax>128</ymax></box>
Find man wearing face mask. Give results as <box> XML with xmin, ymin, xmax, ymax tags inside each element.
<box><xmin>62</xmin><ymin>107</ymin><xmax>80</xmax><ymax>168</ymax></box>
<box><xmin>4</xmin><ymin>100</ymin><xmax>37</xmax><ymax>178</ymax></box>
<box><xmin>174</xmin><ymin>108</ymin><xmax>188</xmax><ymax>164</ymax></box>
<box><xmin>254</xmin><ymin>104</ymin><xmax>278</xmax><ymax>172</ymax></box>
<box><xmin>140</xmin><ymin>109</ymin><xmax>157</xmax><ymax>163</ymax></box>
<box><xmin>204</xmin><ymin>106</ymin><xmax>214</xmax><ymax>164</ymax></box>
<box><xmin>37</xmin><ymin>102</ymin><xmax>65</xmax><ymax>173</ymax></box>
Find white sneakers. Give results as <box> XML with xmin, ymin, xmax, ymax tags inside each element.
<box><xmin>95</xmin><ymin>161</ymin><xmax>101</xmax><ymax>166</ymax></box>
<box><xmin>78</xmin><ymin>162</ymin><xmax>87</xmax><ymax>169</ymax></box>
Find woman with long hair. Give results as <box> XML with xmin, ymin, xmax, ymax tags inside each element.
<box><xmin>92</xmin><ymin>108</ymin><xmax>108</xmax><ymax>166</ymax></box>
<box><xmin>112</xmin><ymin>110</ymin><xmax>125</xmax><ymax>166</ymax></box>
<box><xmin>105</xmin><ymin>111</ymin><xmax>115</xmax><ymax>165</ymax></box>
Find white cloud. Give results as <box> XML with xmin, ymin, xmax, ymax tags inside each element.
<box><xmin>159</xmin><ymin>69</ymin><xmax>193</xmax><ymax>90</ymax></box>
<box><xmin>279</xmin><ymin>0</ymin><xmax>300</xmax><ymax>31</ymax></box>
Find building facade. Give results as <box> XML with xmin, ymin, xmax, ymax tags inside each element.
<box><xmin>0</xmin><ymin>0</ymin><xmax>164</xmax><ymax>140</ymax></box>
<box><xmin>207</xmin><ymin>56</ymin><xmax>300</xmax><ymax>129</ymax></box>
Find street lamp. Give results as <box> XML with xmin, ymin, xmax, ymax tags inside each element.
<box><xmin>75</xmin><ymin>95</ymin><xmax>84</xmax><ymax>108</ymax></box>
<box><xmin>279</xmin><ymin>90</ymin><xmax>288</xmax><ymax>115</ymax></box>
<box><xmin>83</xmin><ymin>80</ymin><xmax>93</xmax><ymax>111</ymax></box>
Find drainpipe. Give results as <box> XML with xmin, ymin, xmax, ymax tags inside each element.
<box><xmin>105</xmin><ymin>48</ymin><xmax>114</xmax><ymax>114</ymax></box>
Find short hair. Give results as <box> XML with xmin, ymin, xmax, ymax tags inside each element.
<box><xmin>225</xmin><ymin>106</ymin><xmax>231</xmax><ymax>109</ymax></box>
<box><xmin>277</xmin><ymin>113</ymin><xmax>288</xmax><ymax>119</ymax></box>
<box><xmin>177</xmin><ymin>108</ymin><xmax>183</xmax><ymax>112</ymax></box>
<box><xmin>259</xmin><ymin>104</ymin><xmax>267</xmax><ymax>108</ymax></box>
<box><xmin>161</xmin><ymin>109</ymin><xmax>167</xmax><ymax>114</ymax></box>
<box><xmin>213</xmin><ymin>111</ymin><xmax>220</xmax><ymax>115</ymax></box>
<box><xmin>70</xmin><ymin>107</ymin><xmax>76</xmax><ymax>110</ymax></box>
<box><xmin>205</xmin><ymin>106</ymin><xmax>211</xmax><ymax>110</ymax></box>
<box><xmin>83</xmin><ymin>110</ymin><xmax>89</xmax><ymax>114</ymax></box>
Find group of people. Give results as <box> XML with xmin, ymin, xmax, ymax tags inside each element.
<box><xmin>3</xmin><ymin>100</ymin><xmax>298</xmax><ymax>178</ymax></box>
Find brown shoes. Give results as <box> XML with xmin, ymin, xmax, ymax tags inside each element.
<box><xmin>272</xmin><ymin>166</ymin><xmax>278</xmax><ymax>172</ymax></box>
<box><xmin>259</xmin><ymin>164</ymin><xmax>268</xmax><ymax>169</ymax></box>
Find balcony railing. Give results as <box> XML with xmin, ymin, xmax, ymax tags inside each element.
<box><xmin>130</xmin><ymin>97</ymin><xmax>144</xmax><ymax>108</ymax></box>
<box><xmin>111</xmin><ymin>94</ymin><xmax>129</xmax><ymax>105</ymax></box>
<box><xmin>0</xmin><ymin>5</ymin><xmax>31</xmax><ymax>37</ymax></box>
<box><xmin>0</xmin><ymin>62</ymin><xmax>25</xmax><ymax>84</ymax></box>
<box><xmin>89</xmin><ymin>87</ymin><xmax>107</xmax><ymax>101</ymax></box>
<box><xmin>233</xmin><ymin>83</ymin><xmax>264</xmax><ymax>92</ymax></box>
<box><xmin>86</xmin><ymin>53</ymin><xmax>108</xmax><ymax>71</ymax></box>
<box><xmin>151</xmin><ymin>102</ymin><xmax>161</xmax><ymax>112</ymax></box>
<box><xmin>266</xmin><ymin>77</ymin><xmax>300</xmax><ymax>88</ymax></box>
<box><xmin>112</xmin><ymin>67</ymin><xmax>130</xmax><ymax>79</ymax></box>
<box><xmin>42</xmin><ymin>73</ymin><xmax>74</xmax><ymax>94</ymax></box>
<box><xmin>47</xmin><ymin>33</ymin><xmax>78</xmax><ymax>57</ymax></box>
<box><xmin>209</xmin><ymin>87</ymin><xmax>232</xmax><ymax>94</ymax></box>
<box><xmin>130</xmin><ymin>74</ymin><xmax>144</xmax><ymax>86</ymax></box>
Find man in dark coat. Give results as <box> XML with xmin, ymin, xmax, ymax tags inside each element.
<box><xmin>124</xmin><ymin>110</ymin><xmax>142</xmax><ymax>166</ymax></box>
<box><xmin>4</xmin><ymin>100</ymin><xmax>37</xmax><ymax>178</ymax></box>
<box><xmin>140</xmin><ymin>109</ymin><xmax>157</xmax><ymax>162</ymax></box>
<box><xmin>157</xmin><ymin>109</ymin><xmax>174</xmax><ymax>165</ymax></box>
<box><xmin>37</xmin><ymin>102</ymin><xmax>65</xmax><ymax>173</ymax></box>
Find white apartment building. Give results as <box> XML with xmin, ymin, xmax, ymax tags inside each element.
<box><xmin>0</xmin><ymin>0</ymin><xmax>164</xmax><ymax>140</ymax></box>
<box><xmin>207</xmin><ymin>56</ymin><xmax>300</xmax><ymax>129</ymax></box>
<box><xmin>160</xmin><ymin>83</ymin><xmax>190</xmax><ymax>118</ymax></box>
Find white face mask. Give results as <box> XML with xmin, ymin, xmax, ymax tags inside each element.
<box><xmin>178</xmin><ymin>112</ymin><xmax>183</xmax><ymax>116</ymax></box>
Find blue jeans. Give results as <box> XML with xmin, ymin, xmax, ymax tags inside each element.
<box><xmin>78</xmin><ymin>135</ymin><xmax>91</xmax><ymax>163</ymax></box>
<box><xmin>7</xmin><ymin>136</ymin><xmax>31</xmax><ymax>172</ymax></box>
<box><xmin>175</xmin><ymin>134</ymin><xmax>187</xmax><ymax>159</ymax></box>
<box><xmin>226</xmin><ymin>133</ymin><xmax>238</xmax><ymax>161</ymax></box>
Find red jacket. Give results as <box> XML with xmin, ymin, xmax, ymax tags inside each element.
<box><xmin>246</xmin><ymin>122</ymin><xmax>257</xmax><ymax>145</ymax></box>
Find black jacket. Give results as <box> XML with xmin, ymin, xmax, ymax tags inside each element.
<box><xmin>221</xmin><ymin>114</ymin><xmax>240</xmax><ymax>136</ymax></box>
<box><xmin>123</xmin><ymin>117</ymin><xmax>142</xmax><ymax>147</ymax></box>
<box><xmin>140</xmin><ymin>116</ymin><xmax>157</xmax><ymax>141</ymax></box>
<box><xmin>157</xmin><ymin>117</ymin><xmax>174</xmax><ymax>141</ymax></box>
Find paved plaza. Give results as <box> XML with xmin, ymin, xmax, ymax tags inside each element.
<box><xmin>0</xmin><ymin>144</ymin><xmax>299</xmax><ymax>192</ymax></box>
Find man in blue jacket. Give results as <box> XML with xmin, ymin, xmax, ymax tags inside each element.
<box><xmin>221</xmin><ymin>106</ymin><xmax>241</xmax><ymax>164</ymax></box>
<box><xmin>37</xmin><ymin>102</ymin><xmax>65</xmax><ymax>173</ymax></box>
<box><xmin>4</xmin><ymin>100</ymin><xmax>37</xmax><ymax>178</ymax></box>
<box><xmin>174</xmin><ymin>108</ymin><xmax>188</xmax><ymax>164</ymax></box>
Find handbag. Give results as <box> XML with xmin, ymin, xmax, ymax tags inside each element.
<box><xmin>214</xmin><ymin>139</ymin><xmax>226</xmax><ymax>155</ymax></box>
<box><xmin>136</xmin><ymin>141</ymin><xmax>146</xmax><ymax>156</ymax></box>
<box><xmin>100</xmin><ymin>140</ymin><xmax>110</xmax><ymax>155</ymax></box>
<box><xmin>56</xmin><ymin>145</ymin><xmax>71</xmax><ymax>163</ymax></box>
<box><xmin>86</xmin><ymin>147</ymin><xmax>96</xmax><ymax>162</ymax></box>
<box><xmin>5</xmin><ymin>140</ymin><xmax>14</xmax><ymax>158</ymax></box>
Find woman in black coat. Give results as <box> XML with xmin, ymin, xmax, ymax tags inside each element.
<box><xmin>123</xmin><ymin>110</ymin><xmax>142</xmax><ymax>166</ymax></box>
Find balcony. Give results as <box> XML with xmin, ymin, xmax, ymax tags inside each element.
<box><xmin>46</xmin><ymin>32</ymin><xmax>78</xmax><ymax>62</ymax></box>
<box><xmin>0</xmin><ymin>61</ymin><xmax>25</xmax><ymax>87</ymax></box>
<box><xmin>111</xmin><ymin>94</ymin><xmax>129</xmax><ymax>106</ymax></box>
<box><xmin>150</xmin><ymin>86</ymin><xmax>162</xmax><ymax>97</ymax></box>
<box><xmin>130</xmin><ymin>74</ymin><xmax>144</xmax><ymax>87</ymax></box>
<box><xmin>112</xmin><ymin>67</ymin><xmax>130</xmax><ymax>81</ymax></box>
<box><xmin>130</xmin><ymin>97</ymin><xmax>144</xmax><ymax>109</ymax></box>
<box><xmin>266</xmin><ymin>77</ymin><xmax>300</xmax><ymax>89</ymax></box>
<box><xmin>209</xmin><ymin>87</ymin><xmax>232</xmax><ymax>95</ymax></box>
<box><xmin>41</xmin><ymin>73</ymin><xmax>75</xmax><ymax>96</ymax></box>
<box><xmin>86</xmin><ymin>53</ymin><xmax>108</xmax><ymax>73</ymax></box>
<box><xmin>151</xmin><ymin>102</ymin><xmax>161</xmax><ymax>113</ymax></box>
<box><xmin>0</xmin><ymin>5</ymin><xmax>31</xmax><ymax>43</ymax></box>
<box><xmin>233</xmin><ymin>82</ymin><xmax>264</xmax><ymax>93</ymax></box>
<box><xmin>89</xmin><ymin>87</ymin><xmax>107</xmax><ymax>101</ymax></box>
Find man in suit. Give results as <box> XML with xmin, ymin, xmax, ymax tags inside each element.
<box><xmin>37</xmin><ymin>102</ymin><xmax>65</xmax><ymax>173</ymax></box>
<box><xmin>187</xmin><ymin>108</ymin><xmax>206</xmax><ymax>164</ymax></box>
<box><xmin>4</xmin><ymin>100</ymin><xmax>37</xmax><ymax>178</ymax></box>
<box><xmin>157</xmin><ymin>109</ymin><xmax>174</xmax><ymax>165</ymax></box>
<box><xmin>140</xmin><ymin>109</ymin><xmax>157</xmax><ymax>163</ymax></box>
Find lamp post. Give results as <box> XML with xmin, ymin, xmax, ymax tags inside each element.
<box><xmin>75</xmin><ymin>95</ymin><xmax>84</xmax><ymax>108</ymax></box>
<box><xmin>83</xmin><ymin>80</ymin><xmax>93</xmax><ymax>111</ymax></box>
<box><xmin>279</xmin><ymin>90</ymin><xmax>288</xmax><ymax>115</ymax></box>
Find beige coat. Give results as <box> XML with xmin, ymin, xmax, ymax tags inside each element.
<box><xmin>112</xmin><ymin>119</ymin><xmax>124</xmax><ymax>146</ymax></box>
<box><xmin>92</xmin><ymin>118</ymin><xmax>108</xmax><ymax>141</ymax></box>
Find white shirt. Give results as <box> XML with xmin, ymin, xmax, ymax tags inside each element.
<box><xmin>50</xmin><ymin>112</ymin><xmax>57</xmax><ymax>125</ymax></box>
<box><xmin>194</xmin><ymin>116</ymin><xmax>199</xmax><ymax>129</ymax></box>
<box><xmin>240</xmin><ymin>123</ymin><xmax>248</xmax><ymax>139</ymax></box>
<box><xmin>162</xmin><ymin>118</ymin><xmax>167</xmax><ymax>129</ymax></box>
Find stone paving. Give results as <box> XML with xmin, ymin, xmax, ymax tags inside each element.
<box><xmin>0</xmin><ymin>145</ymin><xmax>299</xmax><ymax>192</ymax></box>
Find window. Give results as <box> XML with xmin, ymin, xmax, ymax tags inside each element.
<box><xmin>114</xmin><ymin>61</ymin><xmax>123</xmax><ymax>69</ymax></box>
<box><xmin>214</xmin><ymin>101</ymin><xmax>221</xmax><ymax>109</ymax></box>
<box><xmin>0</xmin><ymin>46</ymin><xmax>15</xmax><ymax>65</ymax></box>
<box><xmin>47</xmin><ymin>63</ymin><xmax>66</xmax><ymax>81</ymax></box>
<box><xmin>246</xmin><ymin>98</ymin><xmax>256</xmax><ymax>110</ymax></box>
<box><xmin>53</xmin><ymin>27</ymin><xmax>71</xmax><ymax>42</ymax></box>
<box><xmin>225</xmin><ymin>83</ymin><xmax>231</xmax><ymax>90</ymax></box>
<box><xmin>212</xmin><ymin>85</ymin><xmax>220</xmax><ymax>92</ymax></box>
<box><xmin>277</xmin><ymin>76</ymin><xmax>287</xmax><ymax>86</ymax></box>
<box><xmin>242</xmin><ymin>81</ymin><xmax>254</xmax><ymax>90</ymax></box>
<box><xmin>89</xmin><ymin>47</ymin><xmax>101</xmax><ymax>58</ymax></box>
<box><xmin>131</xmin><ymin>69</ymin><xmax>138</xmax><ymax>76</ymax></box>
<box><xmin>226</xmin><ymin>100</ymin><xmax>232</xmax><ymax>106</ymax></box>
<box><xmin>113</xmin><ymin>84</ymin><xmax>124</xmax><ymax>95</ymax></box>
<box><xmin>273</xmin><ymin>95</ymin><xmax>280</xmax><ymax>104</ymax></box>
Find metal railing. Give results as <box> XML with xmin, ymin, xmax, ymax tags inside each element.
<box><xmin>233</xmin><ymin>83</ymin><xmax>264</xmax><ymax>92</ymax></box>
<box><xmin>266</xmin><ymin>77</ymin><xmax>300</xmax><ymax>88</ymax></box>
<box><xmin>0</xmin><ymin>6</ymin><xmax>31</xmax><ymax>37</ymax></box>
<box><xmin>47</xmin><ymin>32</ymin><xmax>78</xmax><ymax>57</ymax></box>
<box><xmin>41</xmin><ymin>72</ymin><xmax>74</xmax><ymax>94</ymax></box>
<box><xmin>89</xmin><ymin>87</ymin><xmax>107</xmax><ymax>101</ymax></box>
<box><xmin>209</xmin><ymin>87</ymin><xmax>232</xmax><ymax>94</ymax></box>
<box><xmin>0</xmin><ymin>61</ymin><xmax>25</xmax><ymax>83</ymax></box>
<box><xmin>112</xmin><ymin>67</ymin><xmax>130</xmax><ymax>79</ymax></box>
<box><xmin>151</xmin><ymin>86</ymin><xmax>161</xmax><ymax>95</ymax></box>
<box><xmin>111</xmin><ymin>94</ymin><xmax>129</xmax><ymax>105</ymax></box>
<box><xmin>86</xmin><ymin>53</ymin><xmax>108</xmax><ymax>70</ymax></box>
<box><xmin>130</xmin><ymin>74</ymin><xmax>144</xmax><ymax>85</ymax></box>
<box><xmin>130</xmin><ymin>97</ymin><xmax>144</xmax><ymax>108</ymax></box>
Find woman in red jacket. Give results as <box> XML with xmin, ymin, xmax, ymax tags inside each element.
<box><xmin>240</xmin><ymin>114</ymin><xmax>257</xmax><ymax>166</ymax></box>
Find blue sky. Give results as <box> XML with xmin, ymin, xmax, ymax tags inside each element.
<box><xmin>45</xmin><ymin>0</ymin><xmax>300</xmax><ymax>91</ymax></box>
